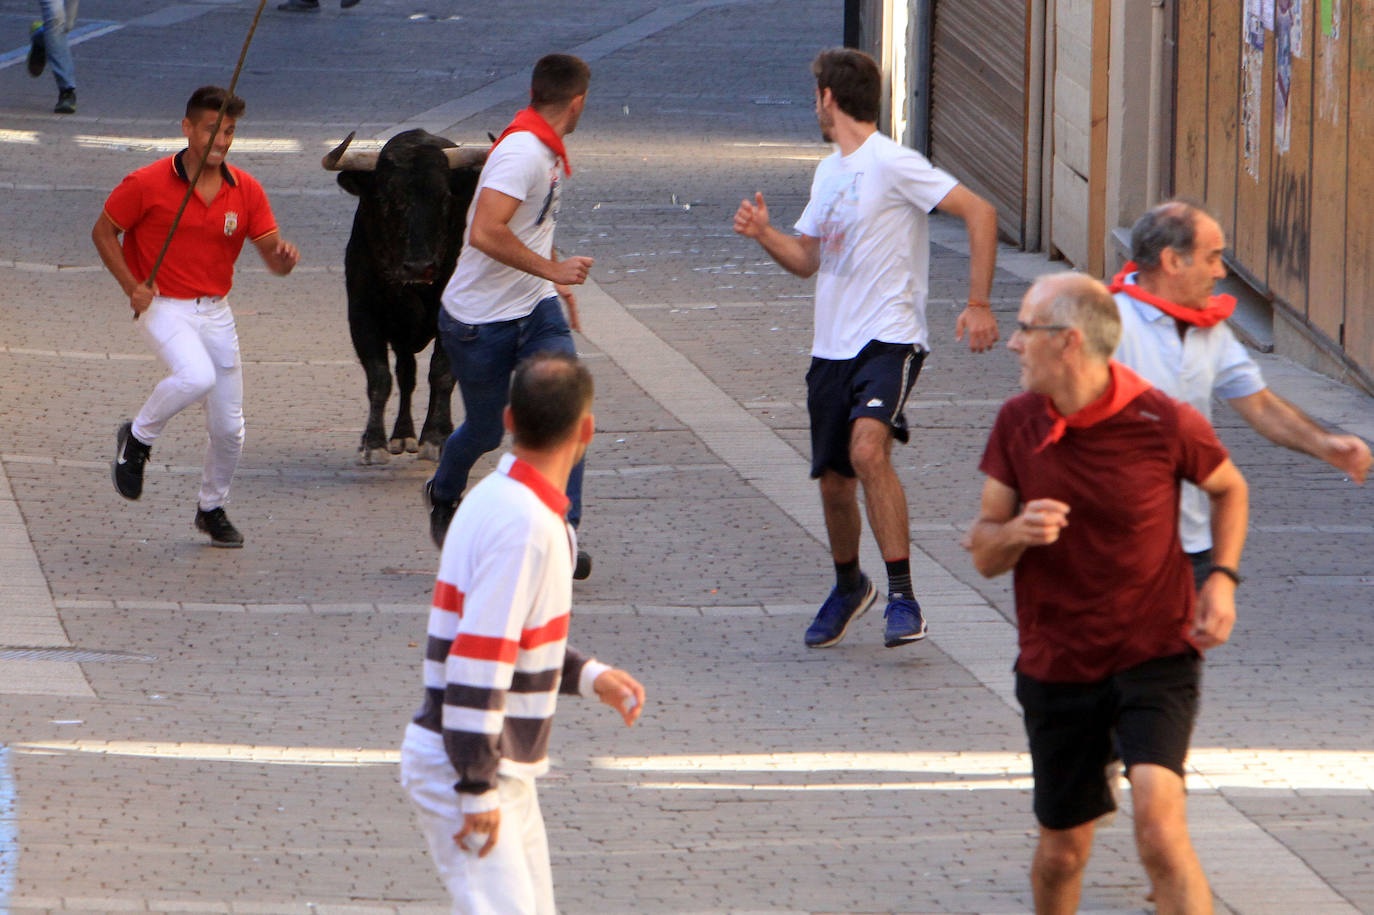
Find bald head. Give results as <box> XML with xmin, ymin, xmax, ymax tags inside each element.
<box><xmin>1026</xmin><ymin>272</ymin><xmax>1121</xmax><ymax>359</ymax></box>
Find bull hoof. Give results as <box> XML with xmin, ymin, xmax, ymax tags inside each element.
<box><xmin>358</xmin><ymin>446</ymin><xmax>391</xmax><ymax>465</ymax></box>
<box><xmin>403</xmin><ymin>437</ymin><xmax>419</xmax><ymax>454</ymax></box>
<box><xmin>417</xmin><ymin>441</ymin><xmax>441</xmax><ymax>462</ymax></box>
<box><xmin>388</xmin><ymin>438</ymin><xmax>404</xmax><ymax>455</ymax></box>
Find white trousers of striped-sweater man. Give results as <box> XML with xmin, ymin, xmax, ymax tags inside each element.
<box><xmin>400</xmin><ymin>723</ymin><xmax>555</xmax><ymax>915</ymax></box>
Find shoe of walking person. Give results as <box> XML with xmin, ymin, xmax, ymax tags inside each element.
<box><xmin>423</xmin><ymin>480</ymin><xmax>459</xmax><ymax>549</ymax></box>
<box><xmin>804</xmin><ymin>575</ymin><xmax>878</xmax><ymax>648</ymax></box>
<box><xmin>195</xmin><ymin>506</ymin><xmax>244</xmax><ymax>548</ymax></box>
<box><xmin>340</xmin><ymin>0</ymin><xmax>362</xmax><ymax>7</ymax></box>
<box><xmin>27</xmin><ymin>22</ymin><xmax>45</xmax><ymax>76</ymax></box>
<box><xmin>882</xmin><ymin>595</ymin><xmax>928</xmax><ymax>647</ymax></box>
<box><xmin>112</xmin><ymin>420</ymin><xmax>150</xmax><ymax>500</ymax></box>
<box><xmin>574</xmin><ymin>549</ymin><xmax>592</xmax><ymax>581</ymax></box>
<box><xmin>278</xmin><ymin>0</ymin><xmax>320</xmax><ymax>10</ymax></box>
<box><xmin>54</xmin><ymin>88</ymin><xmax>76</xmax><ymax>114</ymax></box>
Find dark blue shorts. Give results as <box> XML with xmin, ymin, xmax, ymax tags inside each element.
<box><xmin>805</xmin><ymin>340</ymin><xmax>926</xmax><ymax>479</ymax></box>
<box><xmin>1015</xmin><ymin>652</ymin><xmax>1201</xmax><ymax>831</ymax></box>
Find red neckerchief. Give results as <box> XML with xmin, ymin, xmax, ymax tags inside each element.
<box><xmin>492</xmin><ymin>107</ymin><xmax>570</xmax><ymax>176</ymax></box>
<box><xmin>1109</xmin><ymin>262</ymin><xmax>1236</xmax><ymax>327</ymax></box>
<box><xmin>1035</xmin><ymin>361</ymin><xmax>1154</xmax><ymax>453</ymax></box>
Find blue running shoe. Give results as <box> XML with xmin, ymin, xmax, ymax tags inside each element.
<box><xmin>804</xmin><ymin>576</ymin><xmax>878</xmax><ymax>648</ymax></box>
<box><xmin>883</xmin><ymin>596</ymin><xmax>928</xmax><ymax>647</ymax></box>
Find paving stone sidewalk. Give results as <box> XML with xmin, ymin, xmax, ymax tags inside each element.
<box><xmin>1</xmin><ymin>0</ymin><xmax>1372</xmax><ymax>912</ymax></box>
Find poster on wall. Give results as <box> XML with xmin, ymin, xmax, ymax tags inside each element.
<box><xmin>1247</xmin><ymin>0</ymin><xmax>1265</xmax><ymax>48</ymax></box>
<box><xmin>1274</xmin><ymin>0</ymin><xmax>1302</xmax><ymax>155</ymax></box>
<box><xmin>1243</xmin><ymin>0</ymin><xmax>1265</xmax><ymax>175</ymax></box>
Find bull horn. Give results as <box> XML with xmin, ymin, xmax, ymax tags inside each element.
<box><xmin>444</xmin><ymin>146</ymin><xmax>488</xmax><ymax>169</ymax></box>
<box><xmin>322</xmin><ymin>131</ymin><xmax>379</xmax><ymax>171</ymax></box>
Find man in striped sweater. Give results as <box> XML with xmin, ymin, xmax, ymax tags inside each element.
<box><xmin>400</xmin><ymin>352</ymin><xmax>645</xmax><ymax>914</ymax></box>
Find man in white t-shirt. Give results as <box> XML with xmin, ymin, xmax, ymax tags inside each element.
<box><xmin>425</xmin><ymin>54</ymin><xmax>596</xmax><ymax>580</ymax></box>
<box><xmin>734</xmin><ymin>48</ymin><xmax>1000</xmax><ymax>650</ymax></box>
<box><xmin>1111</xmin><ymin>200</ymin><xmax>1370</xmax><ymax>586</ymax></box>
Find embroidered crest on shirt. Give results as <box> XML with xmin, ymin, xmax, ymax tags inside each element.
<box><xmin>223</xmin><ymin>211</ymin><xmax>239</xmax><ymax>237</ymax></box>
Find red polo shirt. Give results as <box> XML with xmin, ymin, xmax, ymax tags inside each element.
<box><xmin>979</xmin><ymin>387</ymin><xmax>1228</xmax><ymax>683</ymax></box>
<box><xmin>103</xmin><ymin>151</ymin><xmax>277</xmax><ymax>300</ymax></box>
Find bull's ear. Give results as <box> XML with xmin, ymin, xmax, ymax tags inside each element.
<box><xmin>337</xmin><ymin>172</ymin><xmax>374</xmax><ymax>197</ymax></box>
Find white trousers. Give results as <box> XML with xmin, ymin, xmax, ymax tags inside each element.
<box><xmin>132</xmin><ymin>295</ymin><xmax>244</xmax><ymax>510</ymax></box>
<box><xmin>399</xmin><ymin>724</ymin><xmax>555</xmax><ymax>915</ymax></box>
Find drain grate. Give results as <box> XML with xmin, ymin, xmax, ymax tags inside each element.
<box><xmin>0</xmin><ymin>647</ymin><xmax>157</xmax><ymax>663</ymax></box>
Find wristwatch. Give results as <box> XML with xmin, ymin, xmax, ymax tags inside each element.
<box><xmin>1206</xmin><ymin>565</ymin><xmax>1243</xmax><ymax>586</ymax></box>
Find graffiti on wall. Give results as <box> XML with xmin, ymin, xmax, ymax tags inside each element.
<box><xmin>1267</xmin><ymin>167</ymin><xmax>1310</xmax><ymax>282</ymax></box>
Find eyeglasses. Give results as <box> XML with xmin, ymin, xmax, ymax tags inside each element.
<box><xmin>1014</xmin><ymin>321</ymin><xmax>1069</xmax><ymax>335</ymax></box>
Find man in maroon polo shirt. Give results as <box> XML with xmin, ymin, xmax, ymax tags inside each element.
<box><xmin>92</xmin><ymin>85</ymin><xmax>299</xmax><ymax>547</ymax></box>
<box><xmin>965</xmin><ymin>272</ymin><xmax>1248</xmax><ymax>914</ymax></box>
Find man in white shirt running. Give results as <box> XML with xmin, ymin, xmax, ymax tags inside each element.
<box><xmin>1111</xmin><ymin>200</ymin><xmax>1370</xmax><ymax>586</ymax></box>
<box><xmin>734</xmin><ymin>47</ymin><xmax>1000</xmax><ymax>650</ymax></box>
<box><xmin>424</xmin><ymin>54</ymin><xmax>595</xmax><ymax>580</ymax></box>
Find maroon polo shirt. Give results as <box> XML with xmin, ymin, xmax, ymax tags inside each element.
<box><xmin>979</xmin><ymin>387</ymin><xmax>1229</xmax><ymax>683</ymax></box>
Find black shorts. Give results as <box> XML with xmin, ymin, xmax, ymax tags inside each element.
<box><xmin>1015</xmin><ymin>652</ymin><xmax>1201</xmax><ymax>831</ymax></box>
<box><xmin>805</xmin><ymin>340</ymin><xmax>926</xmax><ymax>479</ymax></box>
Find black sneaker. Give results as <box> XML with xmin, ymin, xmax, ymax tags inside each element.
<box><xmin>423</xmin><ymin>480</ymin><xmax>459</xmax><ymax>549</ymax></box>
<box><xmin>54</xmin><ymin>88</ymin><xmax>75</xmax><ymax>115</ymax></box>
<box><xmin>195</xmin><ymin>507</ymin><xmax>244</xmax><ymax>548</ymax></box>
<box><xmin>574</xmin><ymin>549</ymin><xmax>592</xmax><ymax>581</ymax></box>
<box><xmin>26</xmin><ymin>22</ymin><xmax>45</xmax><ymax>77</ymax></box>
<box><xmin>112</xmin><ymin>421</ymin><xmax>150</xmax><ymax>500</ymax></box>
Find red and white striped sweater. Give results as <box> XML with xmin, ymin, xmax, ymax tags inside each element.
<box><xmin>411</xmin><ymin>453</ymin><xmax>608</xmax><ymax>813</ymax></box>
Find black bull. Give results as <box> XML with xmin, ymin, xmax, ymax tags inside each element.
<box><xmin>324</xmin><ymin>129</ymin><xmax>486</xmax><ymax>464</ymax></box>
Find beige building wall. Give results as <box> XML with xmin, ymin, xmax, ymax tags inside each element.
<box><xmin>1051</xmin><ymin>0</ymin><xmax>1092</xmax><ymax>267</ymax></box>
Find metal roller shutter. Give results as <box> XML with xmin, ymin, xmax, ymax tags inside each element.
<box><xmin>929</xmin><ymin>0</ymin><xmax>1028</xmax><ymax>244</ymax></box>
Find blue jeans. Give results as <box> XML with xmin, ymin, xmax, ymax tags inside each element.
<box><xmin>431</xmin><ymin>296</ymin><xmax>584</xmax><ymax>527</ymax></box>
<box><xmin>35</xmin><ymin>0</ymin><xmax>78</xmax><ymax>91</ymax></box>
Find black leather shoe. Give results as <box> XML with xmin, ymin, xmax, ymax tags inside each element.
<box><xmin>195</xmin><ymin>507</ymin><xmax>244</xmax><ymax>548</ymax></box>
<box><xmin>574</xmin><ymin>550</ymin><xmax>592</xmax><ymax>581</ymax></box>
<box><xmin>424</xmin><ymin>480</ymin><xmax>459</xmax><ymax>549</ymax></box>
<box><xmin>341</xmin><ymin>0</ymin><xmax>362</xmax><ymax>7</ymax></box>
<box><xmin>277</xmin><ymin>0</ymin><xmax>320</xmax><ymax>10</ymax></box>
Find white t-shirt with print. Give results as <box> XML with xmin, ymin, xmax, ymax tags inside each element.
<box><xmin>794</xmin><ymin>131</ymin><xmax>958</xmax><ymax>360</ymax></box>
<box><xmin>442</xmin><ymin>131</ymin><xmax>561</xmax><ymax>324</ymax></box>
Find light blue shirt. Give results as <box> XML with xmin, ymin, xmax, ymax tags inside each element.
<box><xmin>1111</xmin><ymin>278</ymin><xmax>1266</xmax><ymax>552</ymax></box>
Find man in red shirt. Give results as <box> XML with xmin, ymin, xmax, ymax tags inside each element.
<box><xmin>92</xmin><ymin>85</ymin><xmax>299</xmax><ymax>547</ymax></box>
<box><xmin>965</xmin><ymin>272</ymin><xmax>1248</xmax><ymax>914</ymax></box>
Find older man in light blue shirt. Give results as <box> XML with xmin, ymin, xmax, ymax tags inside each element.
<box><xmin>1111</xmin><ymin>201</ymin><xmax>1370</xmax><ymax>585</ymax></box>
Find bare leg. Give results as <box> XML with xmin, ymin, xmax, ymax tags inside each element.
<box><xmin>1130</xmin><ymin>763</ymin><xmax>1212</xmax><ymax>914</ymax></box>
<box><xmin>1031</xmin><ymin>820</ymin><xmax>1096</xmax><ymax>915</ymax></box>
<box><xmin>817</xmin><ymin>470</ymin><xmax>860</xmax><ymax>562</ymax></box>
<box><xmin>848</xmin><ymin>417</ymin><xmax>908</xmax><ymax>561</ymax></box>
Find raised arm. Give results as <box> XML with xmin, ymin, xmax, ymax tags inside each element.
<box><xmin>1228</xmin><ymin>388</ymin><xmax>1371</xmax><ymax>483</ymax></box>
<box><xmin>934</xmin><ymin>184</ymin><xmax>999</xmax><ymax>353</ymax></box>
<box><xmin>963</xmin><ymin>476</ymin><xmax>1070</xmax><ymax>578</ymax></box>
<box><xmin>733</xmin><ymin>191</ymin><xmax>821</xmax><ymax>278</ymax></box>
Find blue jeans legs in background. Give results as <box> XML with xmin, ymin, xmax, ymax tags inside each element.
<box><xmin>431</xmin><ymin>297</ymin><xmax>585</xmax><ymax>527</ymax></box>
<box><xmin>36</xmin><ymin>0</ymin><xmax>78</xmax><ymax>90</ymax></box>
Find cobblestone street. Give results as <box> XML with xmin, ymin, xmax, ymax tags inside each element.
<box><xmin>2</xmin><ymin>1</ymin><xmax>1373</xmax><ymax>912</ymax></box>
